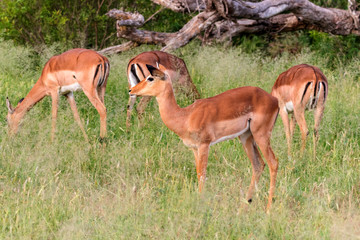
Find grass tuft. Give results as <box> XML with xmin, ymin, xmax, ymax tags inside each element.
<box><xmin>0</xmin><ymin>40</ymin><xmax>359</xmax><ymax>239</ymax></box>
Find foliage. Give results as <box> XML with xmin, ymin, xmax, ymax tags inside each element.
<box><xmin>0</xmin><ymin>0</ymin><xmax>192</xmax><ymax>49</ymax></box>
<box><xmin>232</xmin><ymin>30</ymin><xmax>360</xmax><ymax>69</ymax></box>
<box><xmin>1</xmin><ymin>40</ymin><xmax>359</xmax><ymax>238</ymax></box>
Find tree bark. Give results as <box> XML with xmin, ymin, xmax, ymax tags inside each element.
<box><xmin>102</xmin><ymin>0</ymin><xmax>360</xmax><ymax>53</ymax></box>
<box><xmin>97</xmin><ymin>41</ymin><xmax>138</xmax><ymax>54</ymax></box>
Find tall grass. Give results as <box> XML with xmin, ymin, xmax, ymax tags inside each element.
<box><xmin>0</xmin><ymin>40</ymin><xmax>359</xmax><ymax>239</ymax></box>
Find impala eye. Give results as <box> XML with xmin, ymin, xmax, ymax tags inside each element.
<box><xmin>147</xmin><ymin>77</ymin><xmax>154</xmax><ymax>82</ymax></box>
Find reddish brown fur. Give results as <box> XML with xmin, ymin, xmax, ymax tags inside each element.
<box><xmin>271</xmin><ymin>64</ymin><xmax>328</xmax><ymax>155</ymax></box>
<box><xmin>6</xmin><ymin>48</ymin><xmax>109</xmax><ymax>141</ymax></box>
<box><xmin>130</xmin><ymin>64</ymin><xmax>279</xmax><ymax>211</ymax></box>
<box><xmin>126</xmin><ymin>51</ymin><xmax>199</xmax><ymax>128</ymax></box>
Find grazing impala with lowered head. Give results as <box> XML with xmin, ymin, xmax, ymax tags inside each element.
<box><xmin>6</xmin><ymin>48</ymin><xmax>109</xmax><ymax>141</ymax></box>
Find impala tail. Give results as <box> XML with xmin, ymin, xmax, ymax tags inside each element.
<box><xmin>301</xmin><ymin>66</ymin><xmax>328</xmax><ymax>110</ymax></box>
<box><xmin>128</xmin><ymin>63</ymin><xmax>144</xmax><ymax>88</ymax></box>
<box><xmin>94</xmin><ymin>59</ymin><xmax>110</xmax><ymax>88</ymax></box>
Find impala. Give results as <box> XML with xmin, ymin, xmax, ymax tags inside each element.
<box><xmin>126</xmin><ymin>51</ymin><xmax>200</xmax><ymax>128</ymax></box>
<box><xmin>6</xmin><ymin>48</ymin><xmax>109</xmax><ymax>141</ymax></box>
<box><xmin>129</xmin><ymin>63</ymin><xmax>279</xmax><ymax>210</ymax></box>
<box><xmin>271</xmin><ymin>64</ymin><xmax>328</xmax><ymax>155</ymax></box>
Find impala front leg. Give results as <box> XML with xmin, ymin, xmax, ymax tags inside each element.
<box><xmin>194</xmin><ymin>144</ymin><xmax>210</xmax><ymax>193</ymax></box>
<box><xmin>66</xmin><ymin>92</ymin><xmax>89</xmax><ymax>142</ymax></box>
<box><xmin>126</xmin><ymin>95</ymin><xmax>137</xmax><ymax>129</ymax></box>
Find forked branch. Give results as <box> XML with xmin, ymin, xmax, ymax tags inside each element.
<box><xmin>102</xmin><ymin>0</ymin><xmax>360</xmax><ymax>53</ymax></box>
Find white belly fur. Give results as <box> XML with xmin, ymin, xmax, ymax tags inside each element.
<box><xmin>210</xmin><ymin>121</ymin><xmax>250</xmax><ymax>146</ymax></box>
<box><xmin>60</xmin><ymin>83</ymin><xmax>82</xmax><ymax>94</ymax></box>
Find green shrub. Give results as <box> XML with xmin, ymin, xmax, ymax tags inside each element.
<box><xmin>0</xmin><ymin>0</ymin><xmax>192</xmax><ymax>49</ymax></box>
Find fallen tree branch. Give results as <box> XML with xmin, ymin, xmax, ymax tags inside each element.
<box><xmin>98</xmin><ymin>41</ymin><xmax>138</xmax><ymax>54</ymax></box>
<box><xmin>101</xmin><ymin>0</ymin><xmax>360</xmax><ymax>53</ymax></box>
<box><xmin>162</xmin><ymin>11</ymin><xmax>221</xmax><ymax>51</ymax></box>
<box><xmin>151</xmin><ymin>0</ymin><xmax>206</xmax><ymax>12</ymax></box>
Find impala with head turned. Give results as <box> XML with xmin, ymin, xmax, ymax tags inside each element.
<box><xmin>271</xmin><ymin>64</ymin><xmax>328</xmax><ymax>155</ymax></box>
<box><xmin>129</xmin><ymin>63</ymin><xmax>279</xmax><ymax>211</ymax></box>
<box><xmin>126</xmin><ymin>51</ymin><xmax>200</xmax><ymax>128</ymax></box>
<box><xmin>6</xmin><ymin>48</ymin><xmax>109</xmax><ymax>141</ymax></box>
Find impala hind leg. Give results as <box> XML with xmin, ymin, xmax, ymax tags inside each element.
<box><xmin>279</xmin><ymin>107</ymin><xmax>291</xmax><ymax>155</ymax></box>
<box><xmin>82</xmin><ymin>88</ymin><xmax>107</xmax><ymax>140</ymax></box>
<box><xmin>66</xmin><ymin>92</ymin><xmax>89</xmax><ymax>142</ymax></box>
<box><xmin>136</xmin><ymin>96</ymin><xmax>152</xmax><ymax>120</ymax></box>
<box><xmin>251</xmin><ymin>124</ymin><xmax>278</xmax><ymax>212</ymax></box>
<box><xmin>51</xmin><ymin>91</ymin><xmax>59</xmax><ymax>142</ymax></box>
<box><xmin>294</xmin><ymin>107</ymin><xmax>308</xmax><ymax>153</ymax></box>
<box><xmin>97</xmin><ymin>85</ymin><xmax>106</xmax><ymax>104</ymax></box>
<box><xmin>193</xmin><ymin>144</ymin><xmax>210</xmax><ymax>193</ymax></box>
<box><xmin>239</xmin><ymin>131</ymin><xmax>265</xmax><ymax>204</ymax></box>
<box><xmin>290</xmin><ymin>114</ymin><xmax>297</xmax><ymax>140</ymax></box>
<box><xmin>313</xmin><ymin>93</ymin><xmax>326</xmax><ymax>158</ymax></box>
<box><xmin>126</xmin><ymin>95</ymin><xmax>137</xmax><ymax>129</ymax></box>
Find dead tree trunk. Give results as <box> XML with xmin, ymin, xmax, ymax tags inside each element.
<box><xmin>102</xmin><ymin>0</ymin><xmax>360</xmax><ymax>53</ymax></box>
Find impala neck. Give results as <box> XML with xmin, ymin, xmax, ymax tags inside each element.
<box><xmin>11</xmin><ymin>80</ymin><xmax>47</xmax><ymax>124</ymax></box>
<box><xmin>155</xmin><ymin>83</ymin><xmax>188</xmax><ymax>135</ymax></box>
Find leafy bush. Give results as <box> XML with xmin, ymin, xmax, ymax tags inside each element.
<box><xmin>0</xmin><ymin>0</ymin><xmax>192</xmax><ymax>50</ymax></box>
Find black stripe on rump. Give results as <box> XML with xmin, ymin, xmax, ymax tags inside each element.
<box><xmin>98</xmin><ymin>62</ymin><xmax>108</xmax><ymax>87</ymax></box>
<box><xmin>93</xmin><ymin>64</ymin><xmax>101</xmax><ymax>86</ymax></box>
<box><xmin>310</xmin><ymin>66</ymin><xmax>318</xmax><ymax>97</ymax></box>
<box><xmin>301</xmin><ymin>82</ymin><xmax>312</xmax><ymax>103</ymax></box>
<box><xmin>137</xmin><ymin>64</ymin><xmax>145</xmax><ymax>79</ymax></box>
<box><xmin>130</xmin><ymin>64</ymin><xmax>140</xmax><ymax>84</ymax></box>
<box><xmin>321</xmin><ymin>82</ymin><xmax>327</xmax><ymax>101</ymax></box>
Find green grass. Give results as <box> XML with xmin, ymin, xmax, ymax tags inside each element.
<box><xmin>1</xmin><ymin>40</ymin><xmax>359</xmax><ymax>239</ymax></box>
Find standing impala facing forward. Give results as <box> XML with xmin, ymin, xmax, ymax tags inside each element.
<box><xmin>271</xmin><ymin>64</ymin><xmax>328</xmax><ymax>155</ymax></box>
<box><xmin>126</xmin><ymin>51</ymin><xmax>200</xmax><ymax>128</ymax></box>
<box><xmin>129</xmin><ymin>63</ymin><xmax>279</xmax><ymax>211</ymax></box>
<box><xmin>6</xmin><ymin>48</ymin><xmax>109</xmax><ymax>141</ymax></box>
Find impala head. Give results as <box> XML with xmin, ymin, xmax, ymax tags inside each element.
<box><xmin>129</xmin><ymin>63</ymin><xmax>168</xmax><ymax>97</ymax></box>
<box><xmin>6</xmin><ymin>97</ymin><xmax>22</xmax><ymax>135</ymax></box>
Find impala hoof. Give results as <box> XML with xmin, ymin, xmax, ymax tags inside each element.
<box><xmin>98</xmin><ymin>137</ymin><xmax>108</xmax><ymax>144</ymax></box>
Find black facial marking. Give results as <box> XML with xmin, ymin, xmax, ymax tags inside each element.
<box><xmin>146</xmin><ymin>64</ymin><xmax>157</xmax><ymax>76</ymax></box>
<box><xmin>73</xmin><ymin>75</ymin><xmax>76</xmax><ymax>79</ymax></box>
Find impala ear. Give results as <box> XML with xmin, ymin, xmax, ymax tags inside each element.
<box><xmin>6</xmin><ymin>97</ymin><xmax>14</xmax><ymax>114</ymax></box>
<box><xmin>146</xmin><ymin>64</ymin><xmax>167</xmax><ymax>80</ymax></box>
<box><xmin>157</xmin><ymin>63</ymin><xmax>167</xmax><ymax>72</ymax></box>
